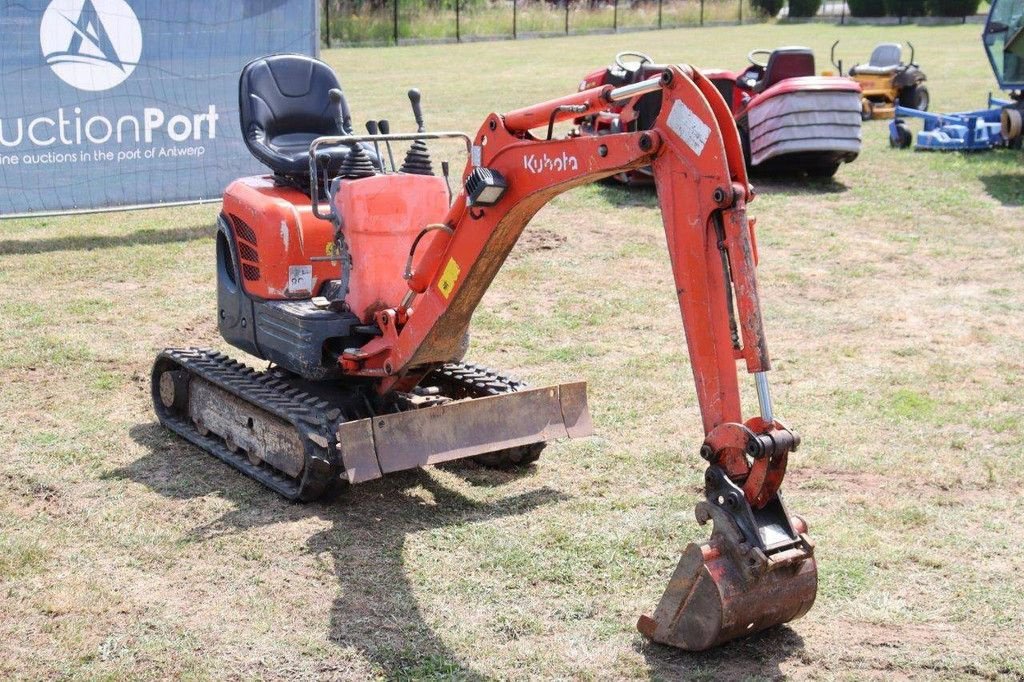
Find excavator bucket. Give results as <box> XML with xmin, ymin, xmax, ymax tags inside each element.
<box><xmin>637</xmin><ymin>493</ymin><xmax>817</xmax><ymax>650</ymax></box>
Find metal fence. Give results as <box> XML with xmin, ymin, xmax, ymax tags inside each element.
<box><xmin>322</xmin><ymin>0</ymin><xmax>759</xmax><ymax>47</ymax></box>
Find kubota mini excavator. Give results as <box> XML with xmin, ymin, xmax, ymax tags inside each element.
<box><xmin>152</xmin><ymin>54</ymin><xmax>816</xmax><ymax>650</ymax></box>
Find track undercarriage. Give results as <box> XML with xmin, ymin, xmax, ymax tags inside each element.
<box><xmin>153</xmin><ymin>348</ymin><xmax>590</xmax><ymax>499</ymax></box>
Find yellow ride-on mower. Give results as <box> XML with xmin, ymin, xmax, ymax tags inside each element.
<box><xmin>830</xmin><ymin>41</ymin><xmax>929</xmax><ymax>120</ymax></box>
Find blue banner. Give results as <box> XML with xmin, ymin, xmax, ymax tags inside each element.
<box><xmin>0</xmin><ymin>0</ymin><xmax>318</xmax><ymax>217</ymax></box>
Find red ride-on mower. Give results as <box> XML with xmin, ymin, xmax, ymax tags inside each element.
<box><xmin>575</xmin><ymin>49</ymin><xmax>863</xmax><ymax>182</ymax></box>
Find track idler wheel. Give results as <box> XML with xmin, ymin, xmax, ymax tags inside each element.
<box><xmin>637</xmin><ymin>501</ymin><xmax>817</xmax><ymax>650</ymax></box>
<box><xmin>158</xmin><ymin>370</ymin><xmax>190</xmax><ymax>412</ymax></box>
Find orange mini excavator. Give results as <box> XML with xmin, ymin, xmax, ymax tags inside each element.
<box><xmin>152</xmin><ymin>54</ymin><xmax>816</xmax><ymax>650</ymax></box>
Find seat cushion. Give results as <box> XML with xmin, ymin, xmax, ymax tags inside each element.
<box><xmin>849</xmin><ymin>64</ymin><xmax>901</xmax><ymax>76</ymax></box>
<box><xmin>239</xmin><ymin>54</ymin><xmax>344</xmax><ymax>177</ymax></box>
<box><xmin>754</xmin><ymin>48</ymin><xmax>815</xmax><ymax>93</ymax></box>
<box><xmin>868</xmin><ymin>43</ymin><xmax>902</xmax><ymax>68</ymax></box>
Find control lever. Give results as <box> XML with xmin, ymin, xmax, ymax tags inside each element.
<box><xmin>378</xmin><ymin>119</ymin><xmax>398</xmax><ymax>172</ymax></box>
<box><xmin>441</xmin><ymin>161</ymin><xmax>452</xmax><ymax>203</ymax></box>
<box><xmin>408</xmin><ymin>88</ymin><xmax>426</xmax><ymax>133</ymax></box>
<box><xmin>365</xmin><ymin>120</ymin><xmax>383</xmax><ymax>173</ymax></box>
<box><xmin>328</xmin><ymin>88</ymin><xmax>353</xmax><ymax>135</ymax></box>
<box><xmin>400</xmin><ymin>88</ymin><xmax>434</xmax><ymax>175</ymax></box>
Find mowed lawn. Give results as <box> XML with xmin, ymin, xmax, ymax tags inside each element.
<box><xmin>2</xmin><ymin>23</ymin><xmax>1023</xmax><ymax>680</ymax></box>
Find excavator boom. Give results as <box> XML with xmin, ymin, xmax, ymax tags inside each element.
<box><xmin>331</xmin><ymin>66</ymin><xmax>816</xmax><ymax>649</ymax></box>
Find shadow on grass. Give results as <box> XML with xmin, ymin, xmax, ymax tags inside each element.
<box><xmin>749</xmin><ymin>175</ymin><xmax>850</xmax><ymax>196</ymax></box>
<box><xmin>119</xmin><ymin>422</ymin><xmax>566</xmax><ymax>679</ymax></box>
<box><xmin>949</xmin><ymin>148</ymin><xmax>1024</xmax><ymax>206</ymax></box>
<box><xmin>0</xmin><ymin>224</ymin><xmax>214</xmax><ymax>256</ymax></box>
<box><xmin>979</xmin><ymin>174</ymin><xmax>1024</xmax><ymax>207</ymax></box>
<box><xmin>641</xmin><ymin>623</ymin><xmax>805</xmax><ymax>679</ymax></box>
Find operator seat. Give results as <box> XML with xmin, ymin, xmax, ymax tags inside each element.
<box><xmin>239</xmin><ymin>54</ymin><xmax>379</xmax><ymax>181</ymax></box>
<box><xmin>753</xmin><ymin>47</ymin><xmax>815</xmax><ymax>93</ymax></box>
<box><xmin>849</xmin><ymin>43</ymin><xmax>903</xmax><ymax>76</ymax></box>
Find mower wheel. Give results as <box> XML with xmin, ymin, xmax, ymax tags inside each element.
<box><xmin>900</xmin><ymin>85</ymin><xmax>929</xmax><ymax>111</ymax></box>
<box><xmin>861</xmin><ymin>100</ymin><xmax>874</xmax><ymax>121</ymax></box>
<box><xmin>1001</xmin><ymin>106</ymin><xmax>1023</xmax><ymax>143</ymax></box>
<box><xmin>890</xmin><ymin>121</ymin><xmax>913</xmax><ymax>149</ymax></box>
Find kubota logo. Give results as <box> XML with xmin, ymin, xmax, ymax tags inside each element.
<box><xmin>40</xmin><ymin>0</ymin><xmax>142</xmax><ymax>92</ymax></box>
<box><xmin>523</xmin><ymin>152</ymin><xmax>579</xmax><ymax>174</ymax></box>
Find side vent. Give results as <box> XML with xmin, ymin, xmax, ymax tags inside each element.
<box><xmin>242</xmin><ymin>263</ymin><xmax>262</xmax><ymax>282</ymax></box>
<box><xmin>229</xmin><ymin>214</ymin><xmax>261</xmax><ymax>282</ymax></box>
<box><xmin>238</xmin><ymin>242</ymin><xmax>259</xmax><ymax>263</ymax></box>
<box><xmin>231</xmin><ymin>215</ymin><xmax>258</xmax><ymax>245</ymax></box>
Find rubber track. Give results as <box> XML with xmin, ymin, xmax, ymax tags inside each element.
<box><xmin>152</xmin><ymin>348</ymin><xmax>337</xmax><ymax>501</ymax></box>
<box><xmin>430</xmin><ymin>362</ymin><xmax>527</xmax><ymax>396</ymax></box>
<box><xmin>153</xmin><ymin>349</ymin><xmax>531</xmax><ymax>501</ymax></box>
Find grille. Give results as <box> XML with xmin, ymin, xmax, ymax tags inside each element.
<box><xmin>229</xmin><ymin>213</ymin><xmax>261</xmax><ymax>283</ymax></box>
<box><xmin>242</xmin><ymin>264</ymin><xmax>261</xmax><ymax>281</ymax></box>
<box><xmin>230</xmin><ymin>215</ymin><xmax>257</xmax><ymax>245</ymax></box>
<box><xmin>238</xmin><ymin>242</ymin><xmax>259</xmax><ymax>263</ymax></box>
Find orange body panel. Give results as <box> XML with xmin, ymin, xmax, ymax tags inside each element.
<box><xmin>332</xmin><ymin>174</ymin><xmax>449</xmax><ymax>322</ymax></box>
<box><xmin>222</xmin><ymin>177</ymin><xmax>337</xmax><ymax>300</ymax></box>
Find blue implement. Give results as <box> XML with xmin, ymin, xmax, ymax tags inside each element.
<box><xmin>889</xmin><ymin>95</ymin><xmax>1012</xmax><ymax>151</ymax></box>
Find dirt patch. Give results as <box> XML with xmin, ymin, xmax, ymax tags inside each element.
<box><xmin>511</xmin><ymin>229</ymin><xmax>567</xmax><ymax>257</ymax></box>
<box><xmin>789</xmin><ymin>467</ymin><xmax>888</xmax><ymax>496</ymax></box>
<box><xmin>0</xmin><ymin>470</ymin><xmax>64</xmax><ymax>518</ymax></box>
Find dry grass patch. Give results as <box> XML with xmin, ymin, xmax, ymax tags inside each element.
<box><xmin>1</xmin><ymin>22</ymin><xmax>1023</xmax><ymax>680</ymax></box>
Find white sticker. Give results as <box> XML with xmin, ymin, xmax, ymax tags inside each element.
<box><xmin>667</xmin><ymin>100</ymin><xmax>711</xmax><ymax>156</ymax></box>
<box><xmin>471</xmin><ymin>145</ymin><xmax>482</xmax><ymax>167</ymax></box>
<box><xmin>288</xmin><ymin>265</ymin><xmax>313</xmax><ymax>295</ymax></box>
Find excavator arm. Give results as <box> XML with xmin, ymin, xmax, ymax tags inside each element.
<box><xmin>339</xmin><ymin>65</ymin><xmax>816</xmax><ymax>650</ymax></box>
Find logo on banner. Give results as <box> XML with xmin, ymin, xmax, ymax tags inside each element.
<box><xmin>39</xmin><ymin>0</ymin><xmax>142</xmax><ymax>91</ymax></box>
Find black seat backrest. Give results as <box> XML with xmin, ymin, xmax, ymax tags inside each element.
<box><xmin>239</xmin><ymin>54</ymin><xmax>343</xmax><ymax>177</ymax></box>
<box><xmin>869</xmin><ymin>43</ymin><xmax>902</xmax><ymax>68</ymax></box>
<box><xmin>756</xmin><ymin>47</ymin><xmax>815</xmax><ymax>93</ymax></box>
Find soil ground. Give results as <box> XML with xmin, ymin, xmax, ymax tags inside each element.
<box><xmin>1</xmin><ymin>23</ymin><xmax>1022</xmax><ymax>681</ymax></box>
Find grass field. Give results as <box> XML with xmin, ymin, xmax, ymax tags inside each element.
<box><xmin>2</xmin><ymin>23</ymin><xmax>1023</xmax><ymax>681</ymax></box>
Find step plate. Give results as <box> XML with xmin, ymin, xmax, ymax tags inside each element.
<box><xmin>337</xmin><ymin>381</ymin><xmax>592</xmax><ymax>483</ymax></box>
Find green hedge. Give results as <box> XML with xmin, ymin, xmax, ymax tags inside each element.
<box><xmin>788</xmin><ymin>0</ymin><xmax>821</xmax><ymax>16</ymax></box>
<box><xmin>751</xmin><ymin>0</ymin><xmax>785</xmax><ymax>17</ymax></box>
<box><xmin>848</xmin><ymin>0</ymin><xmax>978</xmax><ymax>14</ymax></box>
<box><xmin>884</xmin><ymin>0</ymin><xmax>927</xmax><ymax>15</ymax></box>
<box><xmin>846</xmin><ymin>0</ymin><xmax>886</xmax><ymax>15</ymax></box>
<box><xmin>924</xmin><ymin>0</ymin><xmax>981</xmax><ymax>15</ymax></box>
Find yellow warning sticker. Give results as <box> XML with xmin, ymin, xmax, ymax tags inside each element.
<box><xmin>437</xmin><ymin>257</ymin><xmax>461</xmax><ymax>299</ymax></box>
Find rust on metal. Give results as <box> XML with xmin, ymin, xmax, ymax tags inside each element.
<box><xmin>337</xmin><ymin>382</ymin><xmax>592</xmax><ymax>482</ymax></box>
<box><xmin>638</xmin><ymin>501</ymin><xmax>817</xmax><ymax>650</ymax></box>
<box><xmin>336</xmin><ymin>417</ymin><xmax>383</xmax><ymax>484</ymax></box>
<box><xmin>557</xmin><ymin>381</ymin><xmax>593</xmax><ymax>438</ymax></box>
<box><xmin>187</xmin><ymin>379</ymin><xmax>306</xmax><ymax>478</ymax></box>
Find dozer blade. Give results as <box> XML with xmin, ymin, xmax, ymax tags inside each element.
<box><xmin>337</xmin><ymin>381</ymin><xmax>592</xmax><ymax>483</ymax></box>
<box><xmin>638</xmin><ymin>492</ymin><xmax>817</xmax><ymax>650</ymax></box>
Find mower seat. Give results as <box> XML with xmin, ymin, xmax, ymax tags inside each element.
<box><xmin>239</xmin><ymin>54</ymin><xmax>378</xmax><ymax>179</ymax></box>
<box><xmin>849</xmin><ymin>43</ymin><xmax>903</xmax><ymax>76</ymax></box>
<box><xmin>753</xmin><ymin>47</ymin><xmax>815</xmax><ymax>93</ymax></box>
